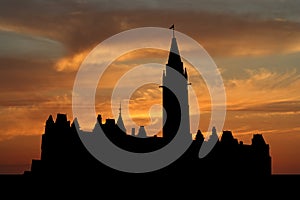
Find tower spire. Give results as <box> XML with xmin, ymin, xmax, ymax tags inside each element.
<box><xmin>117</xmin><ymin>101</ymin><xmax>126</xmax><ymax>133</ymax></box>
<box><xmin>167</xmin><ymin>24</ymin><xmax>183</xmax><ymax>75</ymax></box>
<box><xmin>162</xmin><ymin>24</ymin><xmax>191</xmax><ymax>141</ymax></box>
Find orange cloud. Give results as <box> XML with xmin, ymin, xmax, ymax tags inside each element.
<box><xmin>225</xmin><ymin>68</ymin><xmax>300</xmax><ymax>110</ymax></box>
<box><xmin>55</xmin><ymin>50</ymin><xmax>90</xmax><ymax>72</ymax></box>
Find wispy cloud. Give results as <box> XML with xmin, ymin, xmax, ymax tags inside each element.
<box><xmin>225</xmin><ymin>68</ymin><xmax>300</xmax><ymax>109</ymax></box>
<box><xmin>0</xmin><ymin>29</ymin><xmax>65</xmax><ymax>59</ymax></box>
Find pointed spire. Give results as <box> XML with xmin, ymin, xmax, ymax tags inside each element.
<box><xmin>170</xmin><ymin>37</ymin><xmax>180</xmax><ymax>56</ymax></box>
<box><xmin>46</xmin><ymin>114</ymin><xmax>54</xmax><ymax>127</ymax></box>
<box><xmin>47</xmin><ymin>115</ymin><xmax>54</xmax><ymax>123</ymax></box>
<box><xmin>166</xmin><ymin>23</ymin><xmax>186</xmax><ymax>76</ymax></box>
<box><xmin>137</xmin><ymin>126</ymin><xmax>147</xmax><ymax>138</ymax></box>
<box><xmin>167</xmin><ymin>36</ymin><xmax>182</xmax><ymax>69</ymax></box>
<box><xmin>117</xmin><ymin>101</ymin><xmax>126</xmax><ymax>133</ymax></box>
<box><xmin>168</xmin><ymin>24</ymin><xmax>179</xmax><ymax>56</ymax></box>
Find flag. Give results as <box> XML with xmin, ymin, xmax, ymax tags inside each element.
<box><xmin>169</xmin><ymin>24</ymin><xmax>174</xmax><ymax>29</ymax></box>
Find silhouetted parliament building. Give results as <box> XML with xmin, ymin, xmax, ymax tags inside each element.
<box><xmin>26</xmin><ymin>30</ymin><xmax>271</xmax><ymax>178</ymax></box>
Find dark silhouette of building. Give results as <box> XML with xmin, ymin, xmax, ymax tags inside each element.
<box><xmin>162</xmin><ymin>30</ymin><xmax>190</xmax><ymax>142</ymax></box>
<box><xmin>131</xmin><ymin>127</ymin><xmax>135</xmax><ymax>136</ymax></box>
<box><xmin>27</xmin><ymin>113</ymin><xmax>271</xmax><ymax>178</ymax></box>
<box><xmin>137</xmin><ymin>126</ymin><xmax>147</xmax><ymax>138</ymax></box>
<box><xmin>25</xmin><ymin>27</ymin><xmax>272</xmax><ymax>179</ymax></box>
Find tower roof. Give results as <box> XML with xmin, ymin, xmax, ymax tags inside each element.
<box><xmin>137</xmin><ymin>126</ymin><xmax>147</xmax><ymax>138</ymax></box>
<box><xmin>116</xmin><ymin>102</ymin><xmax>126</xmax><ymax>133</ymax></box>
<box><xmin>167</xmin><ymin>37</ymin><xmax>182</xmax><ymax>66</ymax></box>
<box><xmin>166</xmin><ymin>27</ymin><xmax>186</xmax><ymax>77</ymax></box>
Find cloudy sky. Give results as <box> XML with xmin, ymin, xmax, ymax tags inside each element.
<box><xmin>0</xmin><ymin>0</ymin><xmax>300</xmax><ymax>174</ymax></box>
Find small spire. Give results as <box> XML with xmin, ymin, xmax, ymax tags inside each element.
<box><xmin>117</xmin><ymin>101</ymin><xmax>126</xmax><ymax>133</ymax></box>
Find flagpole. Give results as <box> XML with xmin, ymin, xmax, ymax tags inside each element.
<box><xmin>169</xmin><ymin>24</ymin><xmax>175</xmax><ymax>38</ymax></box>
<box><xmin>173</xmin><ymin>27</ymin><xmax>175</xmax><ymax>38</ymax></box>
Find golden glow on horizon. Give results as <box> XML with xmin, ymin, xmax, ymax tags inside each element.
<box><xmin>92</xmin><ymin>49</ymin><xmax>213</xmax><ymax>135</ymax></box>
<box><xmin>129</xmin><ymin>83</ymin><xmax>161</xmax><ymax>127</ymax></box>
<box><xmin>3</xmin><ymin>47</ymin><xmax>299</xmax><ymax>139</ymax></box>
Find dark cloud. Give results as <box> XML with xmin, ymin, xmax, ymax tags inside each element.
<box><xmin>3</xmin><ymin>0</ymin><xmax>298</xmax><ymax>22</ymax></box>
<box><xmin>0</xmin><ymin>1</ymin><xmax>299</xmax><ymax>116</ymax></box>
<box><xmin>1</xmin><ymin>1</ymin><xmax>300</xmax><ymax>58</ymax></box>
<box><xmin>0</xmin><ymin>29</ymin><xmax>65</xmax><ymax>59</ymax></box>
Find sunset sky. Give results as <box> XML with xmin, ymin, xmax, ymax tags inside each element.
<box><xmin>0</xmin><ymin>0</ymin><xmax>300</xmax><ymax>174</ymax></box>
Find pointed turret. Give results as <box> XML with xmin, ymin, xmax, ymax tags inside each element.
<box><xmin>45</xmin><ymin>115</ymin><xmax>55</xmax><ymax>134</ymax></box>
<box><xmin>208</xmin><ymin>126</ymin><xmax>219</xmax><ymax>143</ymax></box>
<box><xmin>46</xmin><ymin>115</ymin><xmax>54</xmax><ymax>126</ymax></box>
<box><xmin>116</xmin><ymin>102</ymin><xmax>126</xmax><ymax>133</ymax></box>
<box><xmin>71</xmin><ymin>117</ymin><xmax>79</xmax><ymax>129</ymax></box>
<box><xmin>97</xmin><ymin>114</ymin><xmax>102</xmax><ymax>125</ymax></box>
<box><xmin>137</xmin><ymin>126</ymin><xmax>147</xmax><ymax>138</ymax></box>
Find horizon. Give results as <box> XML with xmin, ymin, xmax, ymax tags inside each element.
<box><xmin>0</xmin><ymin>0</ymin><xmax>300</xmax><ymax>174</ymax></box>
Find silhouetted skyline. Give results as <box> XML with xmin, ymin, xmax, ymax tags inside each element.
<box><xmin>0</xmin><ymin>0</ymin><xmax>300</xmax><ymax>175</ymax></box>
<box><xmin>25</xmin><ymin>33</ymin><xmax>271</xmax><ymax>178</ymax></box>
<box><xmin>26</xmin><ymin>112</ymin><xmax>271</xmax><ymax>178</ymax></box>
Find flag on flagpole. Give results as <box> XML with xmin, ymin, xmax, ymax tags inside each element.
<box><xmin>169</xmin><ymin>24</ymin><xmax>174</xmax><ymax>29</ymax></box>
